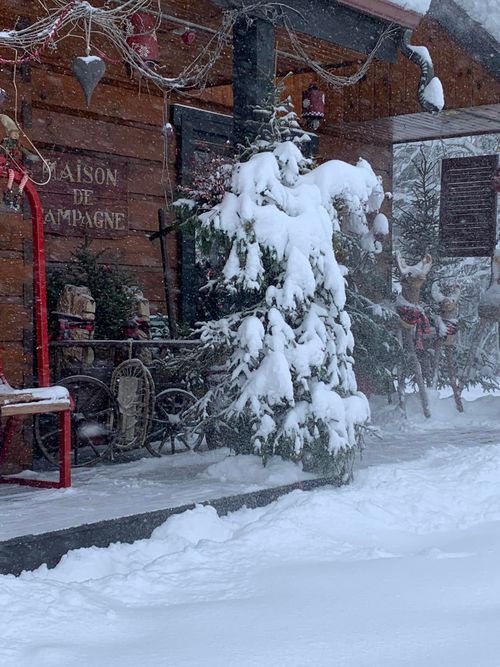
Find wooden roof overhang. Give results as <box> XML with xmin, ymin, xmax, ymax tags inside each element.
<box><xmin>338</xmin><ymin>0</ymin><xmax>423</xmax><ymax>29</ymax></box>
<box><xmin>323</xmin><ymin>103</ymin><xmax>500</xmax><ymax>145</ymax></box>
<box><xmin>211</xmin><ymin>0</ymin><xmax>426</xmax><ymax>63</ymax></box>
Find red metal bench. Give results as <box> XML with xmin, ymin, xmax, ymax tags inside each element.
<box><xmin>0</xmin><ymin>360</ymin><xmax>72</xmax><ymax>489</ymax></box>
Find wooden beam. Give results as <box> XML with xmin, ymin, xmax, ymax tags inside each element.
<box><xmin>232</xmin><ymin>16</ymin><xmax>275</xmax><ymax>145</ymax></box>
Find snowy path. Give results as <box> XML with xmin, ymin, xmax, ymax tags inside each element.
<box><xmin>1</xmin><ymin>424</ymin><xmax>498</xmax><ymax>542</ymax></box>
<box><xmin>2</xmin><ymin>391</ymin><xmax>499</xmax><ymax>541</ymax></box>
<box><xmin>0</xmin><ymin>449</ymin><xmax>315</xmax><ymax>540</ymax></box>
<box><xmin>2</xmin><ymin>440</ymin><xmax>500</xmax><ymax>666</ymax></box>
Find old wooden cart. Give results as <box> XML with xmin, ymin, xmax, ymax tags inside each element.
<box><xmin>35</xmin><ymin>338</ymin><xmax>205</xmax><ymax>468</ymax></box>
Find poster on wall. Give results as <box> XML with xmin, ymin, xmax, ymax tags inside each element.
<box><xmin>34</xmin><ymin>151</ymin><xmax>129</xmax><ymax>238</ymax></box>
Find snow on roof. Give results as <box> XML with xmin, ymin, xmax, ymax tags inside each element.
<box><xmin>391</xmin><ymin>0</ymin><xmax>500</xmax><ymax>45</ymax></box>
<box><xmin>386</xmin><ymin>0</ymin><xmax>432</xmax><ymax>13</ymax></box>
<box><xmin>455</xmin><ymin>0</ymin><xmax>500</xmax><ymax>43</ymax></box>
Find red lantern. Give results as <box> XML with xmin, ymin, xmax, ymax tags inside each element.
<box><xmin>302</xmin><ymin>84</ymin><xmax>325</xmax><ymax>131</ymax></box>
<box><xmin>125</xmin><ymin>11</ymin><xmax>160</xmax><ymax>64</ymax></box>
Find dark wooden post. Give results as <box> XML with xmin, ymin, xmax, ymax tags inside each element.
<box><xmin>232</xmin><ymin>16</ymin><xmax>275</xmax><ymax>147</ymax></box>
<box><xmin>157</xmin><ymin>208</ymin><xmax>178</xmax><ymax>339</ymax></box>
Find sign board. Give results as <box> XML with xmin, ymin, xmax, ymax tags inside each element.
<box><xmin>439</xmin><ymin>154</ymin><xmax>498</xmax><ymax>257</ymax></box>
<box><xmin>35</xmin><ymin>152</ymin><xmax>129</xmax><ymax>238</ymax></box>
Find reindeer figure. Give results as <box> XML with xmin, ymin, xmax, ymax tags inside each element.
<box><xmin>460</xmin><ymin>248</ymin><xmax>500</xmax><ymax>392</ymax></box>
<box><xmin>395</xmin><ymin>252</ymin><xmax>432</xmax><ymax>418</ymax></box>
<box><xmin>431</xmin><ymin>283</ymin><xmax>461</xmax><ymax>344</ymax></box>
<box><xmin>431</xmin><ymin>282</ymin><xmax>463</xmax><ymax>413</ymax></box>
<box><xmin>478</xmin><ymin>249</ymin><xmax>500</xmax><ymax>320</ymax></box>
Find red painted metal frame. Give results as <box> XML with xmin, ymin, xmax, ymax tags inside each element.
<box><xmin>0</xmin><ymin>411</ymin><xmax>71</xmax><ymax>489</ymax></box>
<box><xmin>0</xmin><ymin>157</ymin><xmax>49</xmax><ymax>386</ymax></box>
<box><xmin>0</xmin><ymin>157</ymin><xmax>71</xmax><ymax>488</ymax></box>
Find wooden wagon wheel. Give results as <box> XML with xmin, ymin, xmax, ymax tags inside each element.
<box><xmin>35</xmin><ymin>375</ymin><xmax>118</xmax><ymax>467</ymax></box>
<box><xmin>145</xmin><ymin>388</ymin><xmax>203</xmax><ymax>456</ymax></box>
<box><xmin>111</xmin><ymin>359</ymin><xmax>155</xmax><ymax>450</ymax></box>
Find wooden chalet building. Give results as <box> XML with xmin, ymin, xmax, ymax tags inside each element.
<box><xmin>0</xmin><ymin>0</ymin><xmax>499</xmax><ymax>468</ymax></box>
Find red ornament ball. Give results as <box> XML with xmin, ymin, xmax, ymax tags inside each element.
<box><xmin>181</xmin><ymin>29</ymin><xmax>196</xmax><ymax>46</ymax></box>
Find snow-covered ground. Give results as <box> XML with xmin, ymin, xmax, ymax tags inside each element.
<box><xmin>0</xmin><ymin>449</ymin><xmax>315</xmax><ymax>541</ymax></box>
<box><xmin>2</xmin><ymin>440</ymin><xmax>500</xmax><ymax>666</ymax></box>
<box><xmin>370</xmin><ymin>384</ymin><xmax>500</xmax><ymax>434</ymax></box>
<box><xmin>1</xmin><ymin>388</ymin><xmax>499</xmax><ymax>541</ymax></box>
<box><xmin>1</xmin><ymin>390</ymin><xmax>500</xmax><ymax>666</ymax></box>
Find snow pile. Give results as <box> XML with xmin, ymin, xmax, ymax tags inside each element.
<box><xmin>0</xmin><ymin>448</ymin><xmax>319</xmax><ymax>541</ymax></box>
<box><xmin>370</xmin><ymin>388</ymin><xmax>500</xmax><ymax>432</ymax></box>
<box><xmin>300</xmin><ymin>157</ymin><xmax>386</xmax><ymax>253</ymax></box>
<box><xmin>3</xmin><ymin>443</ymin><xmax>500</xmax><ymax>665</ymax></box>
<box><xmin>422</xmin><ymin>76</ymin><xmax>445</xmax><ymax>112</ymax></box>
<box><xmin>201</xmin><ymin>452</ymin><xmax>315</xmax><ymax>487</ymax></box>
<box><xmin>373</xmin><ymin>212</ymin><xmax>389</xmax><ymax>236</ymax></box>
<box><xmin>0</xmin><ymin>384</ymin><xmax>70</xmax><ymax>408</ymax></box>
<box><xmin>198</xmin><ymin>141</ymin><xmax>377</xmax><ymax>470</ymax></box>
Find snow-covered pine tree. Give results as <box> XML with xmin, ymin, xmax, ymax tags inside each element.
<box><xmin>185</xmin><ymin>104</ymin><xmax>390</xmax><ymax>480</ymax></box>
<box><xmin>336</xmin><ymin>232</ymin><xmax>403</xmax><ymax>396</ymax></box>
<box><xmin>393</xmin><ymin>147</ymin><xmax>459</xmax><ymax>299</ymax></box>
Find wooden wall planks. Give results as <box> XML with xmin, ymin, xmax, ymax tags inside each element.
<box><xmin>1</xmin><ymin>0</ymin><xmax>498</xmax><ymax>407</ymax></box>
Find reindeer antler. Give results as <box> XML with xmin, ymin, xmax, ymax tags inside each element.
<box><xmin>396</xmin><ymin>252</ymin><xmax>433</xmax><ymax>280</ymax></box>
<box><xmin>419</xmin><ymin>254</ymin><xmax>433</xmax><ymax>278</ymax></box>
<box><xmin>450</xmin><ymin>285</ymin><xmax>461</xmax><ymax>302</ymax></box>
<box><xmin>432</xmin><ymin>281</ymin><xmax>461</xmax><ymax>305</ymax></box>
<box><xmin>396</xmin><ymin>251</ymin><xmax>408</xmax><ymax>277</ymax></box>
<box><xmin>431</xmin><ymin>281</ymin><xmax>445</xmax><ymax>304</ymax></box>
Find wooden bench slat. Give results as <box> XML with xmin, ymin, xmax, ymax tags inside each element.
<box><xmin>0</xmin><ymin>385</ymin><xmax>70</xmax><ymax>408</ymax></box>
<box><xmin>1</xmin><ymin>400</ymin><xmax>71</xmax><ymax>417</ymax></box>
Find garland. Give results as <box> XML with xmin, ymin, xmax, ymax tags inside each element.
<box><xmin>0</xmin><ymin>1</ymin><xmax>396</xmax><ymax>92</ymax></box>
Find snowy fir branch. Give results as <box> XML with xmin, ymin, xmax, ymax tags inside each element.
<box><xmin>172</xmin><ymin>121</ymin><xmax>396</xmax><ymax>477</ymax></box>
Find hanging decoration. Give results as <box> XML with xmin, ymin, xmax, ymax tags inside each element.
<box><xmin>302</xmin><ymin>83</ymin><xmax>325</xmax><ymax>131</ymax></box>
<box><xmin>0</xmin><ymin>113</ymin><xmax>31</xmax><ymax>212</ymax></box>
<box><xmin>0</xmin><ymin>87</ymin><xmax>53</xmax><ymax>196</ymax></box>
<box><xmin>171</xmin><ymin>26</ymin><xmax>196</xmax><ymax>46</ymax></box>
<box><xmin>0</xmin><ymin>1</ymin><xmax>396</xmax><ymax>100</ymax></box>
<box><xmin>72</xmin><ymin>55</ymin><xmax>107</xmax><ymax>106</ymax></box>
<box><xmin>181</xmin><ymin>29</ymin><xmax>196</xmax><ymax>46</ymax></box>
<box><xmin>125</xmin><ymin>10</ymin><xmax>160</xmax><ymax>64</ymax></box>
